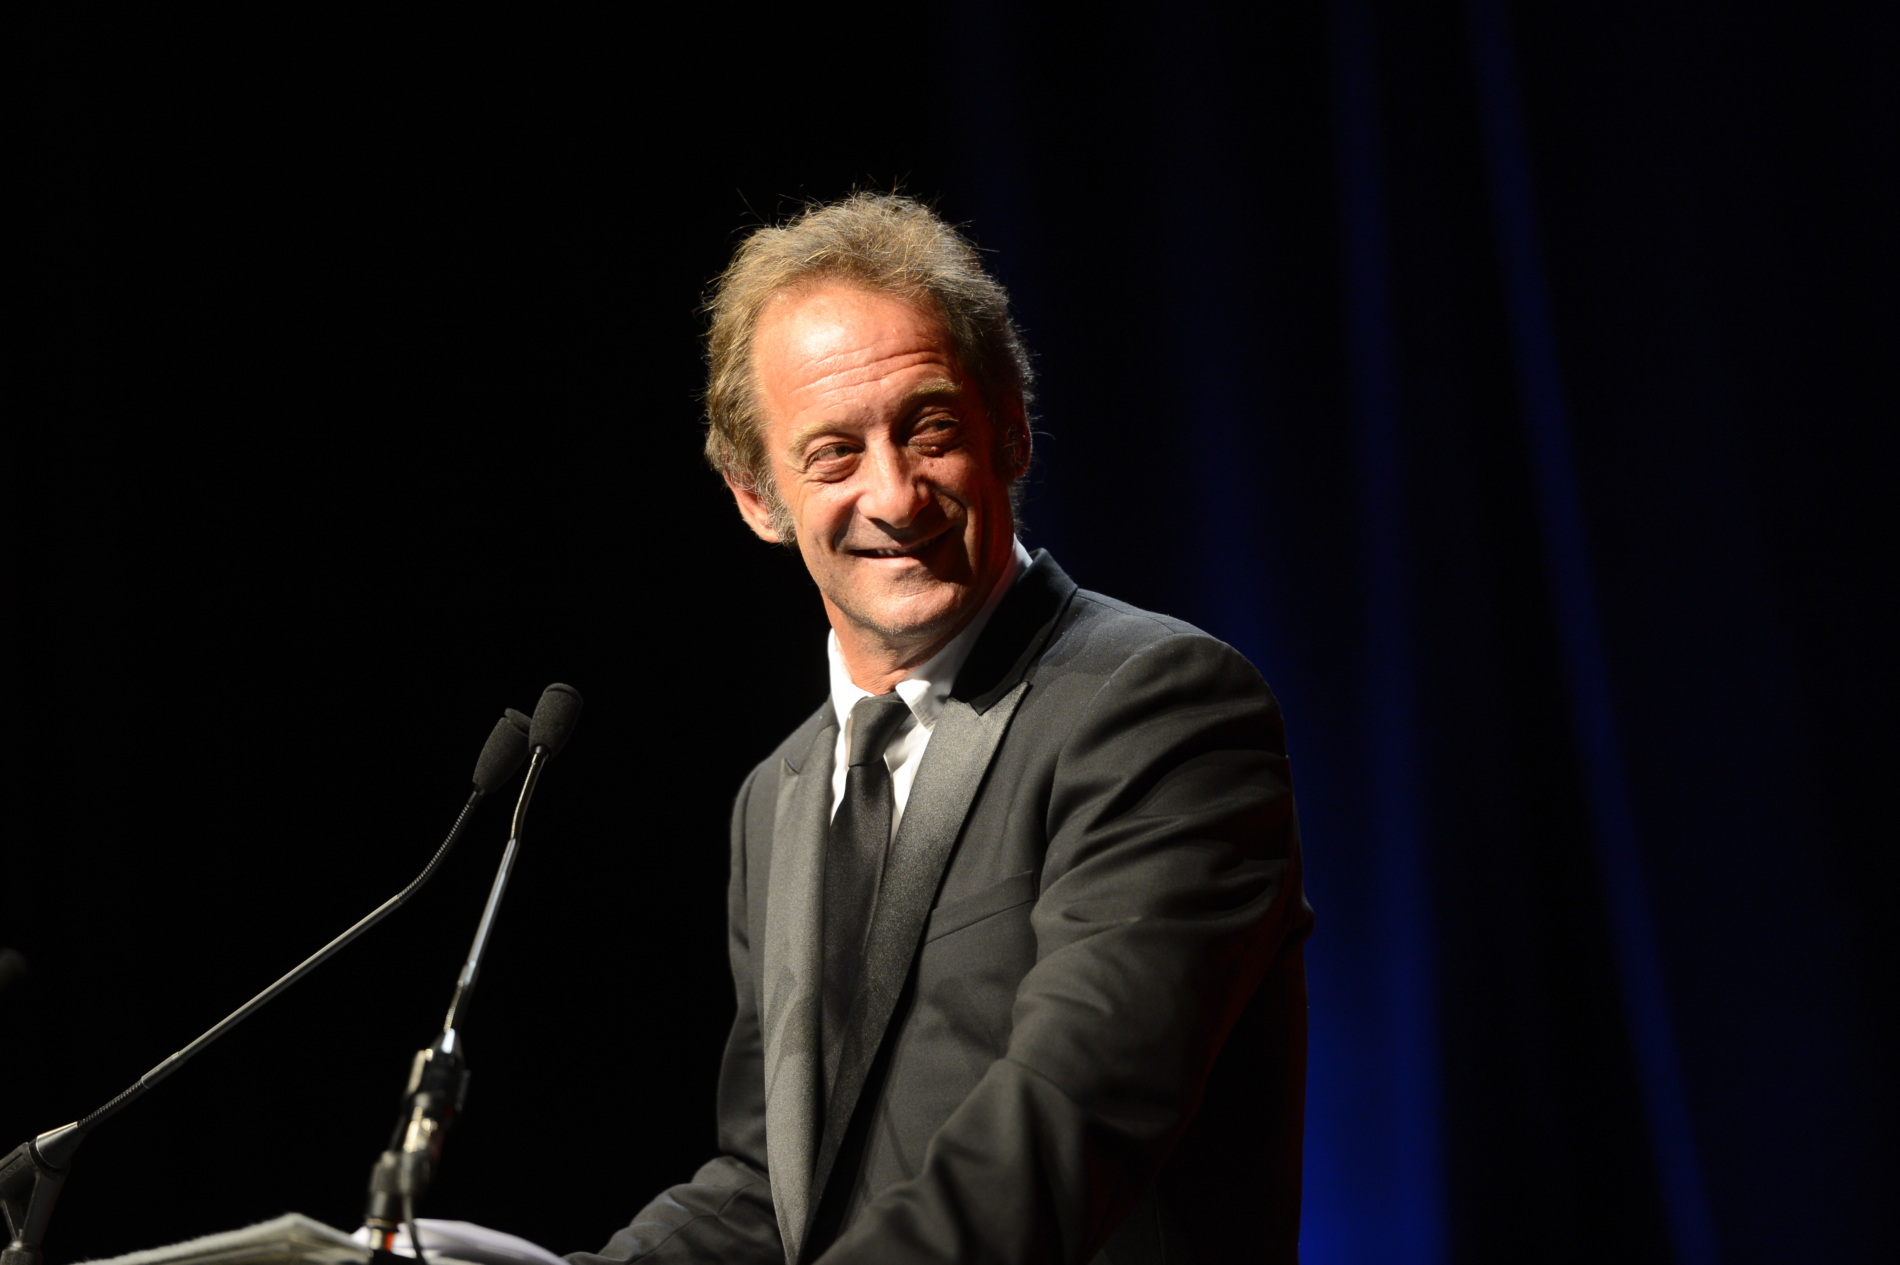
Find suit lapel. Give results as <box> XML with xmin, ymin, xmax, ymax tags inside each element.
<box><xmin>761</xmin><ymin>710</ymin><xmax>837</xmax><ymax>1265</ymax></box>
<box><xmin>808</xmin><ymin>680</ymin><xmax>1031</xmax><ymax>1217</ymax></box>
<box><xmin>787</xmin><ymin>553</ymin><xmax>1081</xmax><ymax>1255</ymax></box>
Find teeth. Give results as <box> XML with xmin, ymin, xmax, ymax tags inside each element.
<box><xmin>852</xmin><ymin>535</ymin><xmax>939</xmax><ymax>557</ymax></box>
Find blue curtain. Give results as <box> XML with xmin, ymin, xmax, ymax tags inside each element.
<box><xmin>944</xmin><ymin>2</ymin><xmax>1887</xmax><ymax>1261</ymax></box>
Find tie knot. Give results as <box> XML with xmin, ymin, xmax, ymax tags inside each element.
<box><xmin>847</xmin><ymin>692</ymin><xmax>912</xmax><ymax>767</ymax></box>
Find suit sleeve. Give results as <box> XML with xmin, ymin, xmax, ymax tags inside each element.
<box><xmin>817</xmin><ymin>631</ymin><xmax>1306</xmax><ymax>1264</ymax></box>
<box><xmin>566</xmin><ymin>766</ymin><xmax>786</xmax><ymax>1265</ymax></box>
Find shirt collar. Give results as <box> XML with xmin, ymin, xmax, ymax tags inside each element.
<box><xmin>826</xmin><ymin>537</ymin><xmax>1037</xmax><ymax>731</ymax></box>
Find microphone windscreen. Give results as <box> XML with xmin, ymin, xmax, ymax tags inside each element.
<box><xmin>472</xmin><ymin>710</ymin><xmax>533</xmax><ymax>794</ymax></box>
<box><xmin>529</xmin><ymin>682</ymin><xmax>584</xmax><ymax>758</ymax></box>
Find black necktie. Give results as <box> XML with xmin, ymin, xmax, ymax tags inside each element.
<box><xmin>821</xmin><ymin>691</ymin><xmax>912</xmax><ymax>1096</ymax></box>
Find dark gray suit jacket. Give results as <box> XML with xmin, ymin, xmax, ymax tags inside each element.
<box><xmin>573</xmin><ymin>554</ymin><xmax>1311</xmax><ymax>1264</ymax></box>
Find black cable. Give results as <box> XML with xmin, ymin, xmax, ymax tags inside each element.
<box><xmin>403</xmin><ymin>1191</ymin><xmax>425</xmax><ymax>1262</ymax></box>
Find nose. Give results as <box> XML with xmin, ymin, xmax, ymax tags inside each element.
<box><xmin>857</xmin><ymin>442</ymin><xmax>933</xmax><ymax>530</ymax></box>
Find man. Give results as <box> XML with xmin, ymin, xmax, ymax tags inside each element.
<box><xmin>574</xmin><ymin>195</ymin><xmax>1311</xmax><ymax>1264</ymax></box>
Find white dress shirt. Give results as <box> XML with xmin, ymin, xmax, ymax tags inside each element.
<box><xmin>825</xmin><ymin>538</ymin><xmax>1036</xmax><ymax>836</ymax></box>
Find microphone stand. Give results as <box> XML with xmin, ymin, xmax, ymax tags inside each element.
<box><xmin>363</xmin><ymin>748</ymin><xmax>550</xmax><ymax>1258</ymax></box>
<box><xmin>0</xmin><ymin>796</ymin><xmax>490</xmax><ymax>1265</ymax></box>
<box><xmin>1</xmin><ymin>711</ymin><xmax>531</xmax><ymax>1265</ymax></box>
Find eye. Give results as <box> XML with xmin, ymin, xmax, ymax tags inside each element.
<box><xmin>800</xmin><ymin>440</ymin><xmax>859</xmax><ymax>477</ymax></box>
<box><xmin>911</xmin><ymin>416</ymin><xmax>962</xmax><ymax>455</ymax></box>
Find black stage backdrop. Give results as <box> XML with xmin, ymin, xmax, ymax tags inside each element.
<box><xmin>8</xmin><ymin>7</ymin><xmax>1888</xmax><ymax>1264</ymax></box>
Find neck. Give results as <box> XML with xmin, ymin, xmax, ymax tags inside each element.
<box><xmin>830</xmin><ymin>618</ymin><xmax>966</xmax><ymax>695</ymax></box>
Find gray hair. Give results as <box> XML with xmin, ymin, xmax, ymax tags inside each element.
<box><xmin>702</xmin><ymin>193</ymin><xmax>1034</xmax><ymax>523</ymax></box>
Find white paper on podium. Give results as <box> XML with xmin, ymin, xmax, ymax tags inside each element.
<box><xmin>75</xmin><ymin>1213</ymin><xmax>563</xmax><ymax>1265</ymax></box>
<box><xmin>349</xmin><ymin>1220</ymin><xmax>565</xmax><ymax>1265</ymax></box>
<box><xmin>76</xmin><ymin>1212</ymin><xmax>369</xmax><ymax>1265</ymax></box>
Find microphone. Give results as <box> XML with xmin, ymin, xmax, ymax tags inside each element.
<box><xmin>0</xmin><ymin>708</ymin><xmax>534</xmax><ymax>1265</ymax></box>
<box><xmin>474</xmin><ymin>709</ymin><xmax>534</xmax><ymax>796</ymax></box>
<box><xmin>527</xmin><ymin>683</ymin><xmax>582</xmax><ymax>759</ymax></box>
<box><xmin>363</xmin><ymin>684</ymin><xmax>583</xmax><ymax>1253</ymax></box>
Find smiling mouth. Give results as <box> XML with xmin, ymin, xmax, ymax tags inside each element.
<box><xmin>847</xmin><ymin>528</ymin><xmax>948</xmax><ymax>559</ymax></box>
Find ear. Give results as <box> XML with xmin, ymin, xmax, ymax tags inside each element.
<box><xmin>1001</xmin><ymin>403</ymin><xmax>1033</xmax><ymax>482</ymax></box>
<box><xmin>726</xmin><ymin>473</ymin><xmax>784</xmax><ymax>543</ymax></box>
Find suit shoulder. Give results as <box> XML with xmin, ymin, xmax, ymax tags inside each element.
<box><xmin>1068</xmin><ymin>587</ymin><xmax>1212</xmax><ymax>642</ymax></box>
<box><xmin>1056</xmin><ymin>587</ymin><xmax>1262</xmax><ymax>678</ymax></box>
<box><xmin>1011</xmin><ymin>587</ymin><xmax>1280</xmax><ymax>748</ymax></box>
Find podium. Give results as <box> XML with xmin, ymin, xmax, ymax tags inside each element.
<box><xmin>76</xmin><ymin>1215</ymin><xmax>564</xmax><ymax>1265</ymax></box>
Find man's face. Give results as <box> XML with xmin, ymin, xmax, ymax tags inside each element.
<box><xmin>730</xmin><ymin>282</ymin><xmax>1025</xmax><ymax>671</ymax></box>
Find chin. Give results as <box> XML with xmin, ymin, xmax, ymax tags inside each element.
<box><xmin>853</xmin><ymin>588</ymin><xmax>973</xmax><ymax>647</ymax></box>
<box><xmin>873</xmin><ymin>603</ymin><xmax>964</xmax><ymax>643</ymax></box>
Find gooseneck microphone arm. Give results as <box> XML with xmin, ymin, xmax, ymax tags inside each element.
<box><xmin>364</xmin><ymin>684</ymin><xmax>583</xmax><ymax>1254</ymax></box>
<box><xmin>441</xmin><ymin>744</ymin><xmax>546</xmax><ymax>1037</ymax></box>
<box><xmin>0</xmin><ymin>709</ymin><xmax>534</xmax><ymax>1265</ymax></box>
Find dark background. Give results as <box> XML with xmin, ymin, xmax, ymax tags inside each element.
<box><xmin>8</xmin><ymin>5</ymin><xmax>1889</xmax><ymax>1263</ymax></box>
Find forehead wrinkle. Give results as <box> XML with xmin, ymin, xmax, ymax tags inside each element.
<box><xmin>793</xmin><ymin>343</ymin><xmax>948</xmax><ymax>399</ymax></box>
